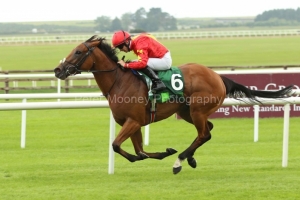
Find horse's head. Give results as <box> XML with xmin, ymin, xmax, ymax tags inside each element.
<box><xmin>54</xmin><ymin>36</ymin><xmax>101</xmax><ymax>80</ymax></box>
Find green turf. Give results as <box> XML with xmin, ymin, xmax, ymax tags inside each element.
<box><xmin>1</xmin><ymin>43</ymin><xmax>75</xmax><ymax>71</ymax></box>
<box><xmin>1</xmin><ymin>37</ymin><xmax>300</xmax><ymax>71</ymax></box>
<box><xmin>0</xmin><ymin>109</ymin><xmax>300</xmax><ymax>199</ymax></box>
<box><xmin>163</xmin><ymin>37</ymin><xmax>300</xmax><ymax>66</ymax></box>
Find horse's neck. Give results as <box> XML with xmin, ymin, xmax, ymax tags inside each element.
<box><xmin>92</xmin><ymin>68</ymin><xmax>118</xmax><ymax>96</ymax></box>
<box><xmin>112</xmin><ymin>70</ymin><xmax>143</xmax><ymax>95</ymax></box>
<box><xmin>91</xmin><ymin>49</ymin><xmax>145</xmax><ymax>97</ymax></box>
<box><xmin>91</xmin><ymin>51</ymin><xmax>121</xmax><ymax>95</ymax></box>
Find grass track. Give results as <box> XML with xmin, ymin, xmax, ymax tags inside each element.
<box><xmin>1</xmin><ymin>109</ymin><xmax>300</xmax><ymax>199</ymax></box>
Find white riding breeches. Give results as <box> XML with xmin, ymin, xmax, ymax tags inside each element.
<box><xmin>147</xmin><ymin>52</ymin><xmax>172</xmax><ymax>71</ymax></box>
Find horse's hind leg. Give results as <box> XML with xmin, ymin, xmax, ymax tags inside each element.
<box><xmin>176</xmin><ymin>110</ymin><xmax>214</xmax><ymax>169</ymax></box>
<box><xmin>185</xmin><ymin>122</ymin><xmax>213</xmax><ymax>169</ymax></box>
<box><xmin>130</xmin><ymin>129</ymin><xmax>177</xmax><ymax>160</ymax></box>
<box><xmin>173</xmin><ymin>111</ymin><xmax>212</xmax><ymax>174</ymax></box>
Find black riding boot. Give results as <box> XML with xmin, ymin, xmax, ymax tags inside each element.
<box><xmin>140</xmin><ymin>66</ymin><xmax>166</xmax><ymax>92</ymax></box>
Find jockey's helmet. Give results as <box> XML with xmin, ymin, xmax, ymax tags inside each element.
<box><xmin>112</xmin><ymin>30</ymin><xmax>131</xmax><ymax>48</ymax></box>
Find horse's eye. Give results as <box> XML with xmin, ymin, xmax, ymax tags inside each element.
<box><xmin>75</xmin><ymin>50</ymin><xmax>82</xmax><ymax>55</ymax></box>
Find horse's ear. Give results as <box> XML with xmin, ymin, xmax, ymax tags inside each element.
<box><xmin>86</xmin><ymin>35</ymin><xmax>99</xmax><ymax>42</ymax></box>
<box><xmin>86</xmin><ymin>35</ymin><xmax>94</xmax><ymax>42</ymax></box>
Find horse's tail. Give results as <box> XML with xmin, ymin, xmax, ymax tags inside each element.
<box><xmin>221</xmin><ymin>75</ymin><xmax>293</xmax><ymax>103</ymax></box>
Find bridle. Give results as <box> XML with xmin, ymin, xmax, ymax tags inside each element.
<box><xmin>61</xmin><ymin>41</ymin><xmax>119</xmax><ymax>97</ymax></box>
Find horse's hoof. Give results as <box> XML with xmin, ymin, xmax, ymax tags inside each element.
<box><xmin>173</xmin><ymin>166</ymin><xmax>182</xmax><ymax>174</ymax></box>
<box><xmin>187</xmin><ymin>157</ymin><xmax>197</xmax><ymax>168</ymax></box>
<box><xmin>166</xmin><ymin>148</ymin><xmax>177</xmax><ymax>155</ymax></box>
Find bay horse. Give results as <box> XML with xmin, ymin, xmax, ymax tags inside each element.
<box><xmin>54</xmin><ymin>35</ymin><xmax>293</xmax><ymax>174</ymax></box>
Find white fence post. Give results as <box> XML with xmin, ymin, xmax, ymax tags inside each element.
<box><xmin>108</xmin><ymin>111</ymin><xmax>116</xmax><ymax>174</ymax></box>
<box><xmin>254</xmin><ymin>105</ymin><xmax>259</xmax><ymax>142</ymax></box>
<box><xmin>57</xmin><ymin>79</ymin><xmax>61</xmax><ymax>101</ymax></box>
<box><xmin>282</xmin><ymin>104</ymin><xmax>290</xmax><ymax>167</ymax></box>
<box><xmin>144</xmin><ymin>125</ymin><xmax>150</xmax><ymax>146</ymax></box>
<box><xmin>21</xmin><ymin>98</ymin><xmax>27</xmax><ymax>148</ymax></box>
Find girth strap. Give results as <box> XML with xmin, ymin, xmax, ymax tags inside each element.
<box><xmin>149</xmin><ymin>97</ymin><xmax>157</xmax><ymax>123</ymax></box>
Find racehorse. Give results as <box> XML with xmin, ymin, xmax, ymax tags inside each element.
<box><xmin>54</xmin><ymin>35</ymin><xmax>293</xmax><ymax>174</ymax></box>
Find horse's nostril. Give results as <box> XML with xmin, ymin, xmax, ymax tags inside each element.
<box><xmin>54</xmin><ymin>68</ymin><xmax>61</xmax><ymax>74</ymax></box>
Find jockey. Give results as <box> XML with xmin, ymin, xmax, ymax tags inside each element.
<box><xmin>111</xmin><ymin>30</ymin><xmax>172</xmax><ymax>92</ymax></box>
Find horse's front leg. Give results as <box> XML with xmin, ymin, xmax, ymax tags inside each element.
<box><xmin>130</xmin><ymin>129</ymin><xmax>177</xmax><ymax>160</ymax></box>
<box><xmin>112</xmin><ymin>118</ymin><xmax>143</xmax><ymax>162</ymax></box>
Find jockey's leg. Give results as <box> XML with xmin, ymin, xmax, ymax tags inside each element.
<box><xmin>139</xmin><ymin>66</ymin><xmax>166</xmax><ymax>92</ymax></box>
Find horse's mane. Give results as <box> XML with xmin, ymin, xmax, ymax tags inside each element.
<box><xmin>86</xmin><ymin>35</ymin><xmax>119</xmax><ymax>63</ymax></box>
